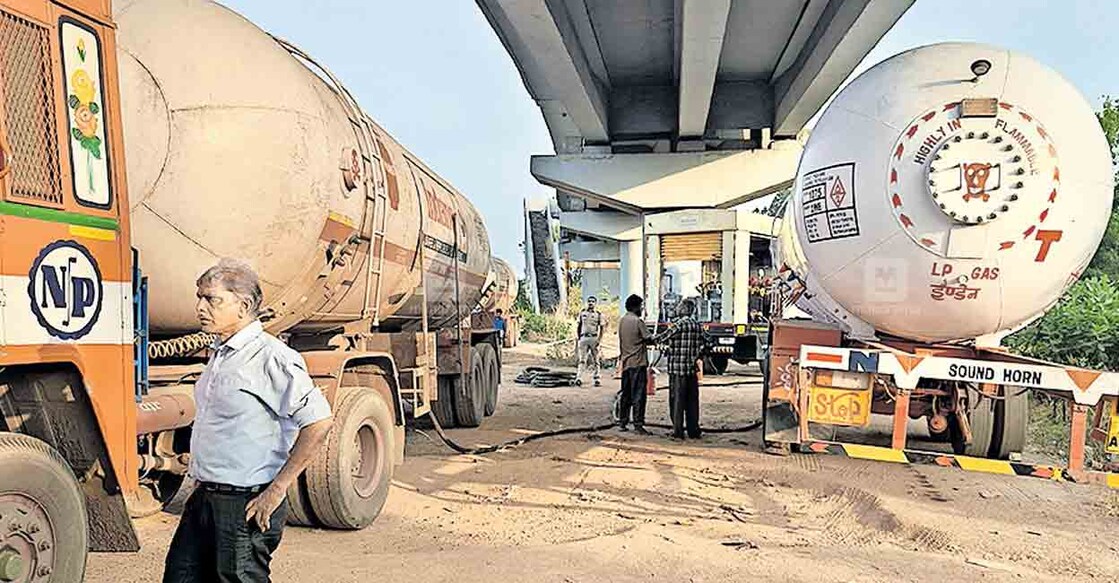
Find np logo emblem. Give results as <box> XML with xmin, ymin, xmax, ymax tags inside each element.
<box><xmin>28</xmin><ymin>240</ymin><xmax>103</xmax><ymax>340</ymax></box>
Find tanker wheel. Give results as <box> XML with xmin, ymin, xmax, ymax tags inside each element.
<box><xmin>711</xmin><ymin>355</ymin><xmax>730</xmax><ymax>375</ymax></box>
<box><xmin>305</xmin><ymin>387</ymin><xmax>395</xmax><ymax>530</ymax></box>
<box><xmin>0</xmin><ymin>433</ymin><xmax>88</xmax><ymax>583</ymax></box>
<box><xmin>431</xmin><ymin>376</ymin><xmax>457</xmax><ymax>429</ymax></box>
<box><xmin>284</xmin><ymin>474</ymin><xmax>318</xmax><ymax>527</ymax></box>
<box><xmin>988</xmin><ymin>386</ymin><xmax>1029</xmax><ymax>460</ymax></box>
<box><xmin>453</xmin><ymin>347</ymin><xmax>486</xmax><ymax>428</ymax></box>
<box><xmin>949</xmin><ymin>393</ymin><xmax>996</xmax><ymax>457</ymax></box>
<box><xmin>702</xmin><ymin>358</ymin><xmax>717</xmax><ymax>376</ymax></box>
<box><xmin>479</xmin><ymin>343</ymin><xmax>500</xmax><ymax>417</ymax></box>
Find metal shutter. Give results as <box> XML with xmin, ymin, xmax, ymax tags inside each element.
<box><xmin>660</xmin><ymin>232</ymin><xmax>722</xmax><ymax>262</ymax></box>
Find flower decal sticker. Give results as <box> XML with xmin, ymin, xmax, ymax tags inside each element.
<box><xmin>61</xmin><ymin>21</ymin><xmax>111</xmax><ymax>207</ymax></box>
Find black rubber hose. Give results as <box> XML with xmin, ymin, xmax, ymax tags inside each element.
<box><xmin>424</xmin><ymin>410</ymin><xmax>761</xmax><ymax>456</ymax></box>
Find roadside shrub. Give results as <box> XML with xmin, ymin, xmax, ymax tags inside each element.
<box><xmin>1006</xmin><ymin>275</ymin><xmax>1119</xmax><ymax>370</ymax></box>
<box><xmin>520</xmin><ymin>312</ymin><xmax>572</xmax><ymax>343</ymax></box>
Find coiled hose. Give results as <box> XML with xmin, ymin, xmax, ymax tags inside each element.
<box><xmin>149</xmin><ymin>332</ymin><xmax>216</xmax><ymax>360</ymax></box>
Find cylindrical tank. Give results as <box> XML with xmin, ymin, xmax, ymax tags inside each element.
<box><xmin>778</xmin><ymin>43</ymin><xmax>1113</xmax><ymax>343</ymax></box>
<box><xmin>116</xmin><ymin>0</ymin><xmax>490</xmax><ymax>334</ymax></box>
<box><xmin>483</xmin><ymin>257</ymin><xmax>517</xmax><ymax>313</ymax></box>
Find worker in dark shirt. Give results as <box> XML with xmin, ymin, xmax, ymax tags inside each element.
<box><xmin>653</xmin><ymin>299</ymin><xmax>709</xmax><ymax>439</ymax></box>
<box><xmin>616</xmin><ymin>294</ymin><xmax>652</xmax><ymax>434</ymax></box>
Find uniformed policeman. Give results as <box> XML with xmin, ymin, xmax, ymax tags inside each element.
<box><xmin>575</xmin><ymin>296</ymin><xmax>605</xmax><ymax>387</ymax></box>
<box><xmin>163</xmin><ymin>259</ymin><xmax>333</xmax><ymax>583</ymax></box>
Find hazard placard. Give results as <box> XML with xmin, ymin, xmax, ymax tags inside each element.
<box><xmin>801</xmin><ymin>163</ymin><xmax>859</xmax><ymax>243</ymax></box>
<box><xmin>829</xmin><ymin>177</ymin><xmax>847</xmax><ymax>207</ymax></box>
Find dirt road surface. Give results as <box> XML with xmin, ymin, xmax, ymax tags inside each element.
<box><xmin>88</xmin><ymin>346</ymin><xmax>1119</xmax><ymax>582</ymax></box>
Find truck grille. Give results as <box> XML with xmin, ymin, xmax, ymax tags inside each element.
<box><xmin>0</xmin><ymin>10</ymin><xmax>62</xmax><ymax>205</ymax></box>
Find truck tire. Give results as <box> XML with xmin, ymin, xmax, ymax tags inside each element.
<box><xmin>432</xmin><ymin>376</ymin><xmax>457</xmax><ymax>429</ymax></box>
<box><xmin>0</xmin><ymin>433</ymin><xmax>88</xmax><ymax>583</ymax></box>
<box><xmin>305</xmin><ymin>387</ymin><xmax>395</xmax><ymax>530</ymax></box>
<box><xmin>711</xmin><ymin>355</ymin><xmax>730</xmax><ymax>375</ymax></box>
<box><xmin>284</xmin><ymin>474</ymin><xmax>317</xmax><ymax>527</ymax></box>
<box><xmin>989</xmin><ymin>386</ymin><xmax>1029</xmax><ymax>460</ymax></box>
<box><xmin>453</xmin><ymin>347</ymin><xmax>486</xmax><ymax>427</ymax></box>
<box><xmin>951</xmin><ymin>394</ymin><xmax>996</xmax><ymax>457</ymax></box>
<box><xmin>702</xmin><ymin>358</ymin><xmax>717</xmax><ymax>376</ymax></box>
<box><xmin>478</xmin><ymin>343</ymin><xmax>499</xmax><ymax>416</ymax></box>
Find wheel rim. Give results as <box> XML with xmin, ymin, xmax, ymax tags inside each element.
<box><xmin>0</xmin><ymin>493</ymin><xmax>56</xmax><ymax>582</ymax></box>
<box><xmin>350</xmin><ymin>420</ymin><xmax>385</xmax><ymax>499</ymax></box>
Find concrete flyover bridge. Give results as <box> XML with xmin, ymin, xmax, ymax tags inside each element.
<box><xmin>478</xmin><ymin>0</ymin><xmax>913</xmax><ymax>308</ymax></box>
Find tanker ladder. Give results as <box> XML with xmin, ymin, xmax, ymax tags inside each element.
<box><xmin>762</xmin><ymin>319</ymin><xmax>1119</xmax><ymax>489</ymax></box>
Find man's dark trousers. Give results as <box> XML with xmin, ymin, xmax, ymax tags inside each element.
<box><xmin>669</xmin><ymin>373</ymin><xmax>701</xmax><ymax>438</ymax></box>
<box><xmin>618</xmin><ymin>366</ymin><xmax>648</xmax><ymax>428</ymax></box>
<box><xmin>163</xmin><ymin>486</ymin><xmax>287</xmax><ymax>582</ymax></box>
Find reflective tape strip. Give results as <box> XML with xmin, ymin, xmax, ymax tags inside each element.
<box><xmin>840</xmin><ymin>444</ymin><xmax>908</xmax><ymax>463</ymax></box>
<box><xmin>69</xmin><ymin>224</ymin><xmax>116</xmax><ymax>241</ymax></box>
<box><xmin>955</xmin><ymin>456</ymin><xmax>1017</xmax><ymax>476</ymax></box>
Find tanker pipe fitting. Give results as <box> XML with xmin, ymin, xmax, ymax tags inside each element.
<box><xmin>136</xmin><ymin>393</ymin><xmax>196</xmax><ymax>435</ymax></box>
<box><xmin>138</xmin><ymin>453</ymin><xmax>190</xmax><ymax>475</ymax></box>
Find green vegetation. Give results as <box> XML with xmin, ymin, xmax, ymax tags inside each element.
<box><xmin>1007</xmin><ymin>99</ymin><xmax>1119</xmax><ymax>470</ymax></box>
<box><xmin>1007</xmin><ymin>99</ymin><xmax>1119</xmax><ymax>370</ymax></box>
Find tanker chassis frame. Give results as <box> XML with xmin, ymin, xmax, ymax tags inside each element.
<box><xmin>763</xmin><ymin>319</ymin><xmax>1119</xmax><ymax>487</ymax></box>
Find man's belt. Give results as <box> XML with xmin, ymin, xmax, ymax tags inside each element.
<box><xmin>198</xmin><ymin>481</ymin><xmax>270</xmax><ymax>495</ymax></box>
<box><xmin>581</xmin><ymin>333</ymin><xmax>599</xmax><ymax>338</ymax></box>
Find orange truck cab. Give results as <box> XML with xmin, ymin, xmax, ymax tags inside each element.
<box><xmin>0</xmin><ymin>0</ymin><xmax>140</xmax><ymax>580</ymax></box>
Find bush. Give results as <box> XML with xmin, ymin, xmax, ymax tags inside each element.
<box><xmin>1006</xmin><ymin>275</ymin><xmax>1119</xmax><ymax>369</ymax></box>
<box><xmin>520</xmin><ymin>312</ymin><xmax>572</xmax><ymax>343</ymax></box>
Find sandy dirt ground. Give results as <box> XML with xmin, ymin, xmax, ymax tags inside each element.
<box><xmin>88</xmin><ymin>345</ymin><xmax>1119</xmax><ymax>582</ymax></box>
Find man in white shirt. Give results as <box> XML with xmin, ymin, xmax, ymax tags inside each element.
<box><xmin>163</xmin><ymin>259</ymin><xmax>333</xmax><ymax>583</ymax></box>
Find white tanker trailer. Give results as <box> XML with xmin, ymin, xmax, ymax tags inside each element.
<box><xmin>765</xmin><ymin>43</ymin><xmax>1119</xmax><ymax>483</ymax></box>
<box><xmin>117</xmin><ymin>0</ymin><xmax>507</xmax><ymax>528</ymax></box>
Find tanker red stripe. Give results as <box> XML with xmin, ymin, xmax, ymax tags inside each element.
<box><xmin>906</xmin><ymin>125</ymin><xmax>919</xmax><ymax>139</ymax></box>
<box><xmin>943</xmin><ymin>102</ymin><xmax>959</xmax><ymax>111</ymax></box>
<box><xmin>998</xmin><ymin>102</ymin><xmax>1012</xmax><ymax>110</ymax></box>
<box><xmin>895</xmin><ymin>143</ymin><xmax>904</xmax><ymax>160</ymax></box>
<box><xmin>1019</xmin><ymin>111</ymin><xmax>1033</xmax><ymax>122</ymax></box>
<box><xmin>1053</xmin><ymin>167</ymin><xmax>1060</xmax><ymax>181</ymax></box>
<box><xmin>920</xmin><ymin>238</ymin><xmax>935</xmax><ymax>247</ymax></box>
<box><xmin>1049</xmin><ymin>189</ymin><xmax>1058</xmax><ymax>203</ymax></box>
<box><xmin>999</xmin><ymin>241</ymin><xmax>1015</xmax><ymax>250</ymax></box>
<box><xmin>891</xmin><ymin>193</ymin><xmax>902</xmax><ymax>208</ymax></box>
<box><xmin>1037</xmin><ymin>126</ymin><xmax>1048</xmax><ymax>139</ymax></box>
<box><xmin>899</xmin><ymin>213</ymin><xmax>913</xmax><ymax>228</ymax></box>
<box><xmin>890</xmin><ymin>169</ymin><xmax>898</xmax><ymax>184</ymax></box>
<box><xmin>1023</xmin><ymin>225</ymin><xmax>1036</xmax><ymax>238</ymax></box>
<box><xmin>922</xmin><ymin>111</ymin><xmax>936</xmax><ymax>122</ymax></box>
<box><xmin>806</xmin><ymin>352</ymin><xmax>843</xmax><ymax>364</ymax></box>
<box><xmin>1039</xmin><ymin>209</ymin><xmax>1049</xmax><ymax>222</ymax></box>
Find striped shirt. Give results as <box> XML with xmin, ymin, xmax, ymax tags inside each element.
<box><xmin>654</xmin><ymin>316</ymin><xmax>709</xmax><ymax>376</ymax></box>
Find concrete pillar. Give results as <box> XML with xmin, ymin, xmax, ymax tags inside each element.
<box><xmin>619</xmin><ymin>239</ymin><xmax>643</xmax><ymax>316</ymax></box>
<box><xmin>644</xmin><ymin>234</ymin><xmax>661</xmax><ymax>322</ymax></box>
<box><xmin>732</xmin><ymin>230</ymin><xmax>751</xmax><ymax>324</ymax></box>
<box><xmin>721</xmin><ymin>231</ymin><xmax>735</xmax><ymax>323</ymax></box>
